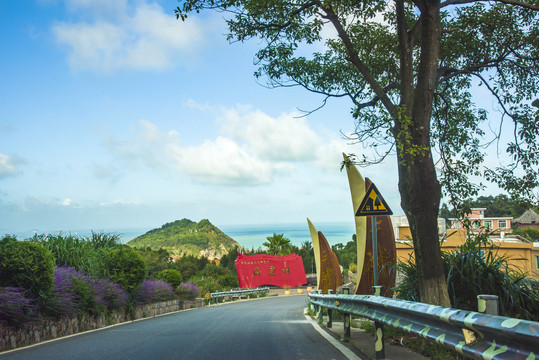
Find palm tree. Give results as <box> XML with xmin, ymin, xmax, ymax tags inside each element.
<box><xmin>263</xmin><ymin>233</ymin><xmax>291</xmax><ymax>256</ymax></box>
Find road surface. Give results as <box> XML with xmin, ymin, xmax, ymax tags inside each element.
<box><xmin>0</xmin><ymin>295</ymin><xmax>362</xmax><ymax>360</ymax></box>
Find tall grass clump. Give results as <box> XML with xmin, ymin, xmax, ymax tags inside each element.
<box><xmin>31</xmin><ymin>232</ymin><xmax>120</xmax><ymax>278</ymax></box>
<box><xmin>443</xmin><ymin>232</ymin><xmax>539</xmax><ymax>320</ymax></box>
<box><xmin>394</xmin><ymin>231</ymin><xmax>539</xmax><ymax>321</ymax></box>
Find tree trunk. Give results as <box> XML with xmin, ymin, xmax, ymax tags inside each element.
<box><xmin>395</xmin><ymin>0</ymin><xmax>451</xmax><ymax>307</ymax></box>
<box><xmin>396</xmin><ymin>122</ymin><xmax>451</xmax><ymax>307</ymax></box>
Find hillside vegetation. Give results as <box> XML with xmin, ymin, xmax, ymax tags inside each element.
<box><xmin>127</xmin><ymin>219</ymin><xmax>240</xmax><ymax>260</ymax></box>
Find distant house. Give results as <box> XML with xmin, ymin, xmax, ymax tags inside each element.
<box><xmin>513</xmin><ymin>209</ymin><xmax>539</xmax><ymax>231</ymax></box>
<box><xmin>391</xmin><ymin>215</ymin><xmax>539</xmax><ymax>280</ymax></box>
<box><xmin>448</xmin><ymin>208</ymin><xmax>512</xmax><ymax>234</ymax></box>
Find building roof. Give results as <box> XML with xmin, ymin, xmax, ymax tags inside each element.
<box><xmin>514</xmin><ymin>209</ymin><xmax>539</xmax><ymax>224</ymax></box>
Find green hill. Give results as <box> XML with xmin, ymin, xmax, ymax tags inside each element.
<box><xmin>127</xmin><ymin>218</ymin><xmax>240</xmax><ymax>260</ymax></box>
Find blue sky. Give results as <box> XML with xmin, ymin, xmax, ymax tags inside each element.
<box><xmin>0</xmin><ymin>0</ymin><xmax>508</xmax><ymax>236</ymax></box>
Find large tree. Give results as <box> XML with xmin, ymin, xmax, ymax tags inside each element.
<box><xmin>176</xmin><ymin>0</ymin><xmax>539</xmax><ymax>305</ymax></box>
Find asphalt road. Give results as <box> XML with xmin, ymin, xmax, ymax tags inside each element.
<box><xmin>0</xmin><ymin>295</ymin><xmax>359</xmax><ymax>360</ymax></box>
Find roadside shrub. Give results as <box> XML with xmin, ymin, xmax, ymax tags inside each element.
<box><xmin>0</xmin><ymin>240</ymin><xmax>54</xmax><ymax>299</ymax></box>
<box><xmin>394</xmin><ymin>232</ymin><xmax>539</xmax><ymax>321</ymax></box>
<box><xmin>189</xmin><ymin>275</ymin><xmax>221</xmax><ymax>296</ymax></box>
<box><xmin>219</xmin><ymin>272</ymin><xmax>239</xmax><ymax>288</ymax></box>
<box><xmin>443</xmin><ymin>233</ymin><xmax>539</xmax><ymax>320</ymax></box>
<box><xmin>157</xmin><ymin>269</ymin><xmax>183</xmax><ymax>288</ymax></box>
<box><xmin>45</xmin><ymin>267</ymin><xmax>128</xmax><ymax>317</ymax></box>
<box><xmin>47</xmin><ymin>267</ymin><xmax>80</xmax><ymax>316</ymax></box>
<box><xmin>175</xmin><ymin>282</ymin><xmax>200</xmax><ymax>300</ymax></box>
<box><xmin>0</xmin><ymin>287</ymin><xmax>38</xmax><ymax>327</ymax></box>
<box><xmin>87</xmin><ymin>277</ymin><xmax>128</xmax><ymax>310</ymax></box>
<box><xmin>106</xmin><ymin>247</ymin><xmax>146</xmax><ymax>294</ymax></box>
<box><xmin>135</xmin><ymin>280</ymin><xmax>174</xmax><ymax>305</ymax></box>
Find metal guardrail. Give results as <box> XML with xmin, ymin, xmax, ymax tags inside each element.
<box><xmin>206</xmin><ymin>287</ymin><xmax>269</xmax><ymax>304</ymax></box>
<box><xmin>308</xmin><ymin>291</ymin><xmax>539</xmax><ymax>360</ymax></box>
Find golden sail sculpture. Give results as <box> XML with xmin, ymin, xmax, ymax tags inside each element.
<box><xmin>318</xmin><ymin>231</ymin><xmax>342</xmax><ymax>294</ymax></box>
<box><xmin>342</xmin><ymin>153</ymin><xmax>367</xmax><ymax>293</ymax></box>
<box><xmin>343</xmin><ymin>154</ymin><xmax>396</xmax><ymax>296</ymax></box>
<box><xmin>307</xmin><ymin>218</ymin><xmax>342</xmax><ymax>294</ymax></box>
<box><xmin>307</xmin><ymin>218</ymin><xmax>321</xmax><ymax>289</ymax></box>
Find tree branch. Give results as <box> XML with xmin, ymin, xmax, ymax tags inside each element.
<box><xmin>440</xmin><ymin>0</ymin><xmax>539</xmax><ymax>10</ymax></box>
<box><xmin>314</xmin><ymin>1</ymin><xmax>397</xmax><ymax>115</ymax></box>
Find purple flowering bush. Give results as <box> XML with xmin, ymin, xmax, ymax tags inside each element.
<box><xmin>135</xmin><ymin>280</ymin><xmax>174</xmax><ymax>305</ymax></box>
<box><xmin>48</xmin><ymin>267</ymin><xmax>128</xmax><ymax>316</ymax></box>
<box><xmin>0</xmin><ymin>287</ymin><xmax>38</xmax><ymax>327</ymax></box>
<box><xmin>175</xmin><ymin>282</ymin><xmax>200</xmax><ymax>300</ymax></box>
<box><xmin>87</xmin><ymin>277</ymin><xmax>128</xmax><ymax>310</ymax></box>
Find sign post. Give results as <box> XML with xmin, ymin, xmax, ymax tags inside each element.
<box><xmin>355</xmin><ymin>182</ymin><xmax>392</xmax><ymax>360</ymax></box>
<box><xmin>355</xmin><ymin>182</ymin><xmax>393</xmax><ymax>287</ymax></box>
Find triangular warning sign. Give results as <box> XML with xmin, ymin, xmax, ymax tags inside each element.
<box><xmin>356</xmin><ymin>183</ymin><xmax>393</xmax><ymax>216</ymax></box>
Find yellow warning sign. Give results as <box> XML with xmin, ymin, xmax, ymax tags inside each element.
<box><xmin>356</xmin><ymin>183</ymin><xmax>393</xmax><ymax>216</ymax></box>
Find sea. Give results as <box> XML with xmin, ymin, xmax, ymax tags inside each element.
<box><xmin>5</xmin><ymin>222</ymin><xmax>357</xmax><ymax>250</ymax></box>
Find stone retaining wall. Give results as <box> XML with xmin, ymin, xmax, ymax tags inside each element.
<box><xmin>0</xmin><ymin>299</ymin><xmax>205</xmax><ymax>352</ymax></box>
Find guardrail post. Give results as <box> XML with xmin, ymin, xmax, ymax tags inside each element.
<box><xmin>327</xmin><ymin>290</ymin><xmax>333</xmax><ymax>328</ymax></box>
<box><xmin>477</xmin><ymin>294</ymin><xmax>499</xmax><ymax>315</ymax></box>
<box><xmin>342</xmin><ymin>287</ymin><xmax>351</xmax><ymax>338</ymax></box>
<box><xmin>373</xmin><ymin>286</ymin><xmax>385</xmax><ymax>360</ymax></box>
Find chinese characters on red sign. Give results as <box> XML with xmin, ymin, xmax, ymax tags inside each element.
<box><xmin>235</xmin><ymin>253</ymin><xmax>307</xmax><ymax>288</ymax></box>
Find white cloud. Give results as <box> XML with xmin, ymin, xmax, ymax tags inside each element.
<box><xmin>219</xmin><ymin>106</ymin><xmax>322</xmax><ymax>162</ymax></box>
<box><xmin>52</xmin><ymin>1</ymin><xmax>206</xmax><ymax>72</ymax></box>
<box><xmin>167</xmin><ymin>137</ymin><xmax>278</xmax><ymax>185</ymax></box>
<box><xmin>99</xmin><ymin>198</ymin><xmax>142</xmax><ymax>207</ymax></box>
<box><xmin>61</xmin><ymin>198</ymin><xmax>73</xmax><ymax>206</ymax></box>
<box><xmin>99</xmin><ymin>105</ymin><xmax>349</xmax><ymax>186</ymax></box>
<box><xmin>103</xmin><ymin>119</ymin><xmax>179</xmax><ymax>169</ymax></box>
<box><xmin>0</xmin><ymin>153</ymin><xmax>20</xmax><ymax>178</ymax></box>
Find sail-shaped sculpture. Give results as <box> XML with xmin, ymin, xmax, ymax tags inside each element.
<box><xmin>307</xmin><ymin>218</ymin><xmax>321</xmax><ymax>289</ymax></box>
<box><xmin>318</xmin><ymin>231</ymin><xmax>342</xmax><ymax>294</ymax></box>
<box><xmin>342</xmin><ymin>153</ymin><xmax>367</xmax><ymax>293</ymax></box>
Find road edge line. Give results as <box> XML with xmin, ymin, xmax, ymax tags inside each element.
<box><xmin>303</xmin><ymin>309</ymin><xmax>364</xmax><ymax>360</ymax></box>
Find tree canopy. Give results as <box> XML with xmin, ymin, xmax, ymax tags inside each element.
<box><xmin>263</xmin><ymin>233</ymin><xmax>292</xmax><ymax>256</ymax></box>
<box><xmin>176</xmin><ymin>0</ymin><xmax>538</xmax><ymax>305</ymax></box>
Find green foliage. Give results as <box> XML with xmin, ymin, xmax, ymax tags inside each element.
<box><xmin>512</xmin><ymin>227</ymin><xmax>539</xmax><ymax>242</ymax></box>
<box><xmin>135</xmin><ymin>247</ymin><xmax>172</xmax><ymax>279</ymax></box>
<box><xmin>172</xmin><ymin>254</ymin><xmax>209</xmax><ymax>280</ymax></box>
<box><xmin>332</xmin><ymin>236</ymin><xmax>357</xmax><ymax>271</ymax></box>
<box><xmin>393</xmin><ymin>250</ymin><xmax>420</xmax><ymax>303</ymax></box>
<box><xmin>105</xmin><ymin>247</ymin><xmax>147</xmax><ymax>294</ymax></box>
<box><xmin>157</xmin><ymin>269</ymin><xmax>183</xmax><ymax>288</ymax></box>
<box><xmin>462</xmin><ymin>195</ymin><xmax>529</xmax><ymax>218</ymax></box>
<box><xmin>30</xmin><ymin>233</ymin><xmax>120</xmax><ymax>278</ymax></box>
<box><xmin>0</xmin><ymin>238</ymin><xmax>54</xmax><ymax>299</ymax></box>
<box><xmin>295</xmin><ymin>241</ymin><xmax>314</xmax><ymax>275</ymax></box>
<box><xmin>395</xmin><ymin>233</ymin><xmax>539</xmax><ymax>321</ymax></box>
<box><xmin>127</xmin><ymin>218</ymin><xmax>240</xmax><ymax>258</ymax></box>
<box><xmin>189</xmin><ymin>275</ymin><xmax>221</xmax><ymax>295</ymax></box>
<box><xmin>438</xmin><ymin>203</ymin><xmax>454</xmax><ymax>225</ymax></box>
<box><xmin>263</xmin><ymin>233</ymin><xmax>291</xmax><ymax>256</ymax></box>
<box><xmin>85</xmin><ymin>231</ymin><xmax>122</xmax><ymax>249</ymax></box>
<box><xmin>219</xmin><ymin>247</ymin><xmax>240</xmax><ymax>273</ymax></box>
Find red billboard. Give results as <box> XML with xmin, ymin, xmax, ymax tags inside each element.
<box><xmin>235</xmin><ymin>253</ymin><xmax>307</xmax><ymax>289</ymax></box>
